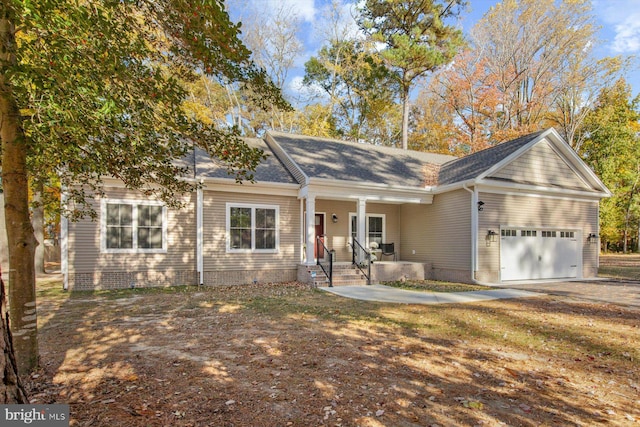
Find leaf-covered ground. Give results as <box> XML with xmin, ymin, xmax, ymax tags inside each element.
<box><xmin>27</xmin><ymin>259</ymin><xmax>640</xmax><ymax>426</ymax></box>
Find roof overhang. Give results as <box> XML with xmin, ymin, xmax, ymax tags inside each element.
<box><xmin>201</xmin><ymin>177</ymin><xmax>299</xmax><ymax>197</ymax></box>
<box><xmin>433</xmin><ymin>178</ymin><xmax>609</xmax><ymax>201</ymax></box>
<box><xmin>300</xmin><ymin>178</ymin><xmax>434</xmax><ymax>204</ymax></box>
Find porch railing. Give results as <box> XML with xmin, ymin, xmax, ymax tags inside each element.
<box><xmin>316</xmin><ymin>235</ymin><xmax>333</xmax><ymax>287</ymax></box>
<box><xmin>350</xmin><ymin>238</ymin><xmax>371</xmax><ymax>285</ymax></box>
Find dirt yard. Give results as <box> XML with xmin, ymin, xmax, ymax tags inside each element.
<box><xmin>26</xmin><ymin>259</ymin><xmax>640</xmax><ymax>426</ymax></box>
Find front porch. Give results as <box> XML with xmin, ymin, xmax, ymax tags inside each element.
<box><xmin>298</xmin><ymin>261</ymin><xmax>431</xmax><ymax>287</ymax></box>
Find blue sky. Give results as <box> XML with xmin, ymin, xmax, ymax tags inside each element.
<box><xmin>235</xmin><ymin>0</ymin><xmax>640</xmax><ymax>98</ymax></box>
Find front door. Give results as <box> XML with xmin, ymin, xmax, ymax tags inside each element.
<box><xmin>315</xmin><ymin>213</ymin><xmax>325</xmax><ymax>259</ymax></box>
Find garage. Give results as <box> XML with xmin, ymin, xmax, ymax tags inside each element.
<box><xmin>500</xmin><ymin>228</ymin><xmax>579</xmax><ymax>281</ymax></box>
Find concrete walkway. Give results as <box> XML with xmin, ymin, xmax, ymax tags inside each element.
<box><xmin>319</xmin><ymin>284</ymin><xmax>541</xmax><ymax>304</ymax></box>
<box><xmin>500</xmin><ymin>279</ymin><xmax>640</xmax><ymax>308</ymax></box>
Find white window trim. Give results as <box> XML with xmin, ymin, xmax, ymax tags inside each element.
<box><xmin>226</xmin><ymin>202</ymin><xmax>279</xmax><ymax>253</ymax></box>
<box><xmin>100</xmin><ymin>199</ymin><xmax>168</xmax><ymax>254</ymax></box>
<box><xmin>348</xmin><ymin>212</ymin><xmax>386</xmax><ymax>248</ymax></box>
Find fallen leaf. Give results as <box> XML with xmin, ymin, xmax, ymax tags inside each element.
<box><xmin>504</xmin><ymin>367</ymin><xmax>520</xmax><ymax>378</ymax></box>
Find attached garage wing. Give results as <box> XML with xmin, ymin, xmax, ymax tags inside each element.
<box><xmin>500</xmin><ymin>228</ymin><xmax>579</xmax><ymax>281</ymax></box>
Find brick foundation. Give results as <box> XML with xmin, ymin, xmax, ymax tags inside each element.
<box><xmin>68</xmin><ymin>270</ymin><xmax>199</xmax><ymax>291</ymax></box>
<box><xmin>202</xmin><ymin>269</ymin><xmax>297</xmax><ymax>286</ymax></box>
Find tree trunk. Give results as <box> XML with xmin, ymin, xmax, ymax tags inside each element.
<box><xmin>401</xmin><ymin>88</ymin><xmax>410</xmax><ymax>150</ymax></box>
<box><xmin>0</xmin><ymin>276</ymin><xmax>29</xmax><ymax>403</ymax></box>
<box><xmin>33</xmin><ymin>191</ymin><xmax>45</xmax><ymax>275</ymax></box>
<box><xmin>0</xmin><ymin>192</ymin><xmax>8</xmax><ymax>275</ymax></box>
<box><xmin>1</xmin><ymin>9</ymin><xmax>39</xmax><ymax>374</ymax></box>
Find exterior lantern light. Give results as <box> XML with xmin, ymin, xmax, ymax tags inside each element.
<box><xmin>486</xmin><ymin>229</ymin><xmax>498</xmax><ymax>242</ymax></box>
<box><xmin>587</xmin><ymin>233</ymin><xmax>599</xmax><ymax>243</ymax></box>
<box><xmin>332</xmin><ymin>213</ymin><xmax>338</xmax><ymax>223</ymax></box>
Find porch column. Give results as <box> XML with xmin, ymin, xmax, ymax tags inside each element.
<box><xmin>356</xmin><ymin>198</ymin><xmax>366</xmax><ymax>262</ymax></box>
<box><xmin>305</xmin><ymin>195</ymin><xmax>316</xmax><ymax>265</ymax></box>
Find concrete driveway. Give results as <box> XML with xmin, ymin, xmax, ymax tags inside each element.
<box><xmin>498</xmin><ymin>278</ymin><xmax>640</xmax><ymax>308</ymax></box>
<box><xmin>320</xmin><ymin>284</ymin><xmax>541</xmax><ymax>304</ymax></box>
<box><xmin>320</xmin><ymin>278</ymin><xmax>640</xmax><ymax>308</ymax></box>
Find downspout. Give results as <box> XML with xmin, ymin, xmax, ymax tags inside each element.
<box><xmin>61</xmin><ymin>187</ymin><xmax>68</xmax><ymax>290</ymax></box>
<box><xmin>196</xmin><ymin>183</ymin><xmax>203</xmax><ymax>286</ymax></box>
<box><xmin>462</xmin><ymin>183</ymin><xmax>480</xmax><ymax>284</ymax></box>
<box><xmin>300</xmin><ymin>199</ymin><xmax>304</xmax><ymax>263</ymax></box>
<box><xmin>195</xmin><ymin>146</ymin><xmax>203</xmax><ymax>286</ymax></box>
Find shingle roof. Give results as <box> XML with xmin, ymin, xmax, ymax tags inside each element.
<box><xmin>191</xmin><ymin>137</ymin><xmax>298</xmax><ymax>184</ymax></box>
<box><xmin>268</xmin><ymin>131</ymin><xmax>457</xmax><ymax>188</ymax></box>
<box><xmin>437</xmin><ymin>130</ymin><xmax>547</xmax><ymax>185</ymax></box>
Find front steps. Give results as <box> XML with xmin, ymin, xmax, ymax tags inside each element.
<box><xmin>300</xmin><ymin>263</ymin><xmax>369</xmax><ymax>287</ymax></box>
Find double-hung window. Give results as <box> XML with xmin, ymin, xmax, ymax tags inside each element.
<box><xmin>101</xmin><ymin>200</ymin><xmax>166</xmax><ymax>253</ymax></box>
<box><xmin>349</xmin><ymin>213</ymin><xmax>385</xmax><ymax>247</ymax></box>
<box><xmin>227</xmin><ymin>203</ymin><xmax>278</xmax><ymax>252</ymax></box>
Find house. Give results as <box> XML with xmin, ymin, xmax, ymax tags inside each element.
<box><xmin>61</xmin><ymin>128</ymin><xmax>610</xmax><ymax>290</ymax></box>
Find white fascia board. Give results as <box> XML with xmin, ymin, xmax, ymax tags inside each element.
<box><xmin>475</xmin><ymin>179</ymin><xmax>610</xmax><ymax>200</ymax></box>
<box><xmin>101</xmin><ymin>176</ymin><xmax>299</xmax><ymax>197</ymax></box>
<box><xmin>201</xmin><ymin>178</ymin><xmax>299</xmax><ymax>197</ymax></box>
<box><xmin>309</xmin><ymin>177</ymin><xmax>434</xmax><ymax>194</ymax></box>
<box><xmin>430</xmin><ymin>179</ymin><xmax>477</xmax><ymax>195</ymax></box>
<box><xmin>301</xmin><ymin>179</ymin><xmax>434</xmax><ymax>204</ymax></box>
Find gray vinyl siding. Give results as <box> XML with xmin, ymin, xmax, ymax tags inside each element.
<box><xmin>202</xmin><ymin>191</ymin><xmax>300</xmax><ymax>271</ymax></box>
<box><xmin>490</xmin><ymin>141</ymin><xmax>591</xmax><ymax>190</ymax></box>
<box><xmin>476</xmin><ymin>192</ymin><xmax>599</xmax><ymax>280</ymax></box>
<box><xmin>68</xmin><ymin>188</ymin><xmax>196</xmax><ymax>273</ymax></box>
<box><xmin>400</xmin><ymin>189</ymin><xmax>471</xmax><ymax>271</ymax></box>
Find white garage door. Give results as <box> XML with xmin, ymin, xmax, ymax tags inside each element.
<box><xmin>500</xmin><ymin>229</ymin><xmax>579</xmax><ymax>281</ymax></box>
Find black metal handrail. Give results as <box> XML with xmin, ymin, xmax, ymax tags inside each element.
<box><xmin>350</xmin><ymin>238</ymin><xmax>371</xmax><ymax>285</ymax></box>
<box><xmin>316</xmin><ymin>235</ymin><xmax>333</xmax><ymax>287</ymax></box>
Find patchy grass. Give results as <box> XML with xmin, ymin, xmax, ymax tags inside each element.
<box><xmin>599</xmin><ymin>254</ymin><xmax>640</xmax><ymax>280</ymax></box>
<box><xmin>28</xmin><ymin>275</ymin><xmax>640</xmax><ymax>427</ymax></box>
<box><xmin>382</xmin><ymin>279</ymin><xmax>493</xmax><ymax>293</ymax></box>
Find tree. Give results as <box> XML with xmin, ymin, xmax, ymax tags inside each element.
<box><xmin>581</xmin><ymin>79</ymin><xmax>640</xmax><ymax>253</ymax></box>
<box><xmin>225</xmin><ymin>0</ymin><xmax>304</xmax><ymax>135</ymax></box>
<box><xmin>421</xmin><ymin>49</ymin><xmax>502</xmax><ymax>153</ymax></box>
<box><xmin>358</xmin><ymin>0</ymin><xmax>465</xmax><ymax>149</ymax></box>
<box><xmin>409</xmin><ymin>93</ymin><xmax>456</xmax><ymax>154</ymax></box>
<box><xmin>420</xmin><ymin>0</ymin><xmax>625</xmax><ymax>152</ymax></box>
<box><xmin>0</xmin><ymin>276</ymin><xmax>28</xmax><ymax>403</ymax></box>
<box><xmin>304</xmin><ymin>39</ymin><xmax>399</xmax><ymax>144</ymax></box>
<box><xmin>1</xmin><ymin>0</ymin><xmax>287</xmax><ymax>386</ymax></box>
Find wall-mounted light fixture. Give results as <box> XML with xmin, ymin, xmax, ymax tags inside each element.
<box><xmin>486</xmin><ymin>229</ymin><xmax>498</xmax><ymax>242</ymax></box>
<box><xmin>477</xmin><ymin>201</ymin><xmax>485</xmax><ymax>212</ymax></box>
<box><xmin>332</xmin><ymin>213</ymin><xmax>338</xmax><ymax>223</ymax></box>
<box><xmin>587</xmin><ymin>233</ymin><xmax>599</xmax><ymax>243</ymax></box>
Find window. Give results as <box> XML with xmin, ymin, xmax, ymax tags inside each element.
<box><xmin>521</xmin><ymin>230</ymin><xmax>537</xmax><ymax>237</ymax></box>
<box><xmin>501</xmin><ymin>229</ymin><xmax>517</xmax><ymax>237</ymax></box>
<box><xmin>102</xmin><ymin>200</ymin><xmax>166</xmax><ymax>253</ymax></box>
<box><xmin>227</xmin><ymin>204</ymin><xmax>278</xmax><ymax>252</ymax></box>
<box><xmin>560</xmin><ymin>231</ymin><xmax>575</xmax><ymax>238</ymax></box>
<box><xmin>542</xmin><ymin>230</ymin><xmax>557</xmax><ymax>238</ymax></box>
<box><xmin>349</xmin><ymin>213</ymin><xmax>385</xmax><ymax>247</ymax></box>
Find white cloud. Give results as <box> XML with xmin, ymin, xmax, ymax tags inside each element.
<box><xmin>612</xmin><ymin>18</ymin><xmax>640</xmax><ymax>53</ymax></box>
<box><xmin>594</xmin><ymin>0</ymin><xmax>640</xmax><ymax>53</ymax></box>
<box><xmin>267</xmin><ymin>0</ymin><xmax>316</xmax><ymax>22</ymax></box>
<box><xmin>285</xmin><ymin>75</ymin><xmax>329</xmax><ymax>108</ymax></box>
